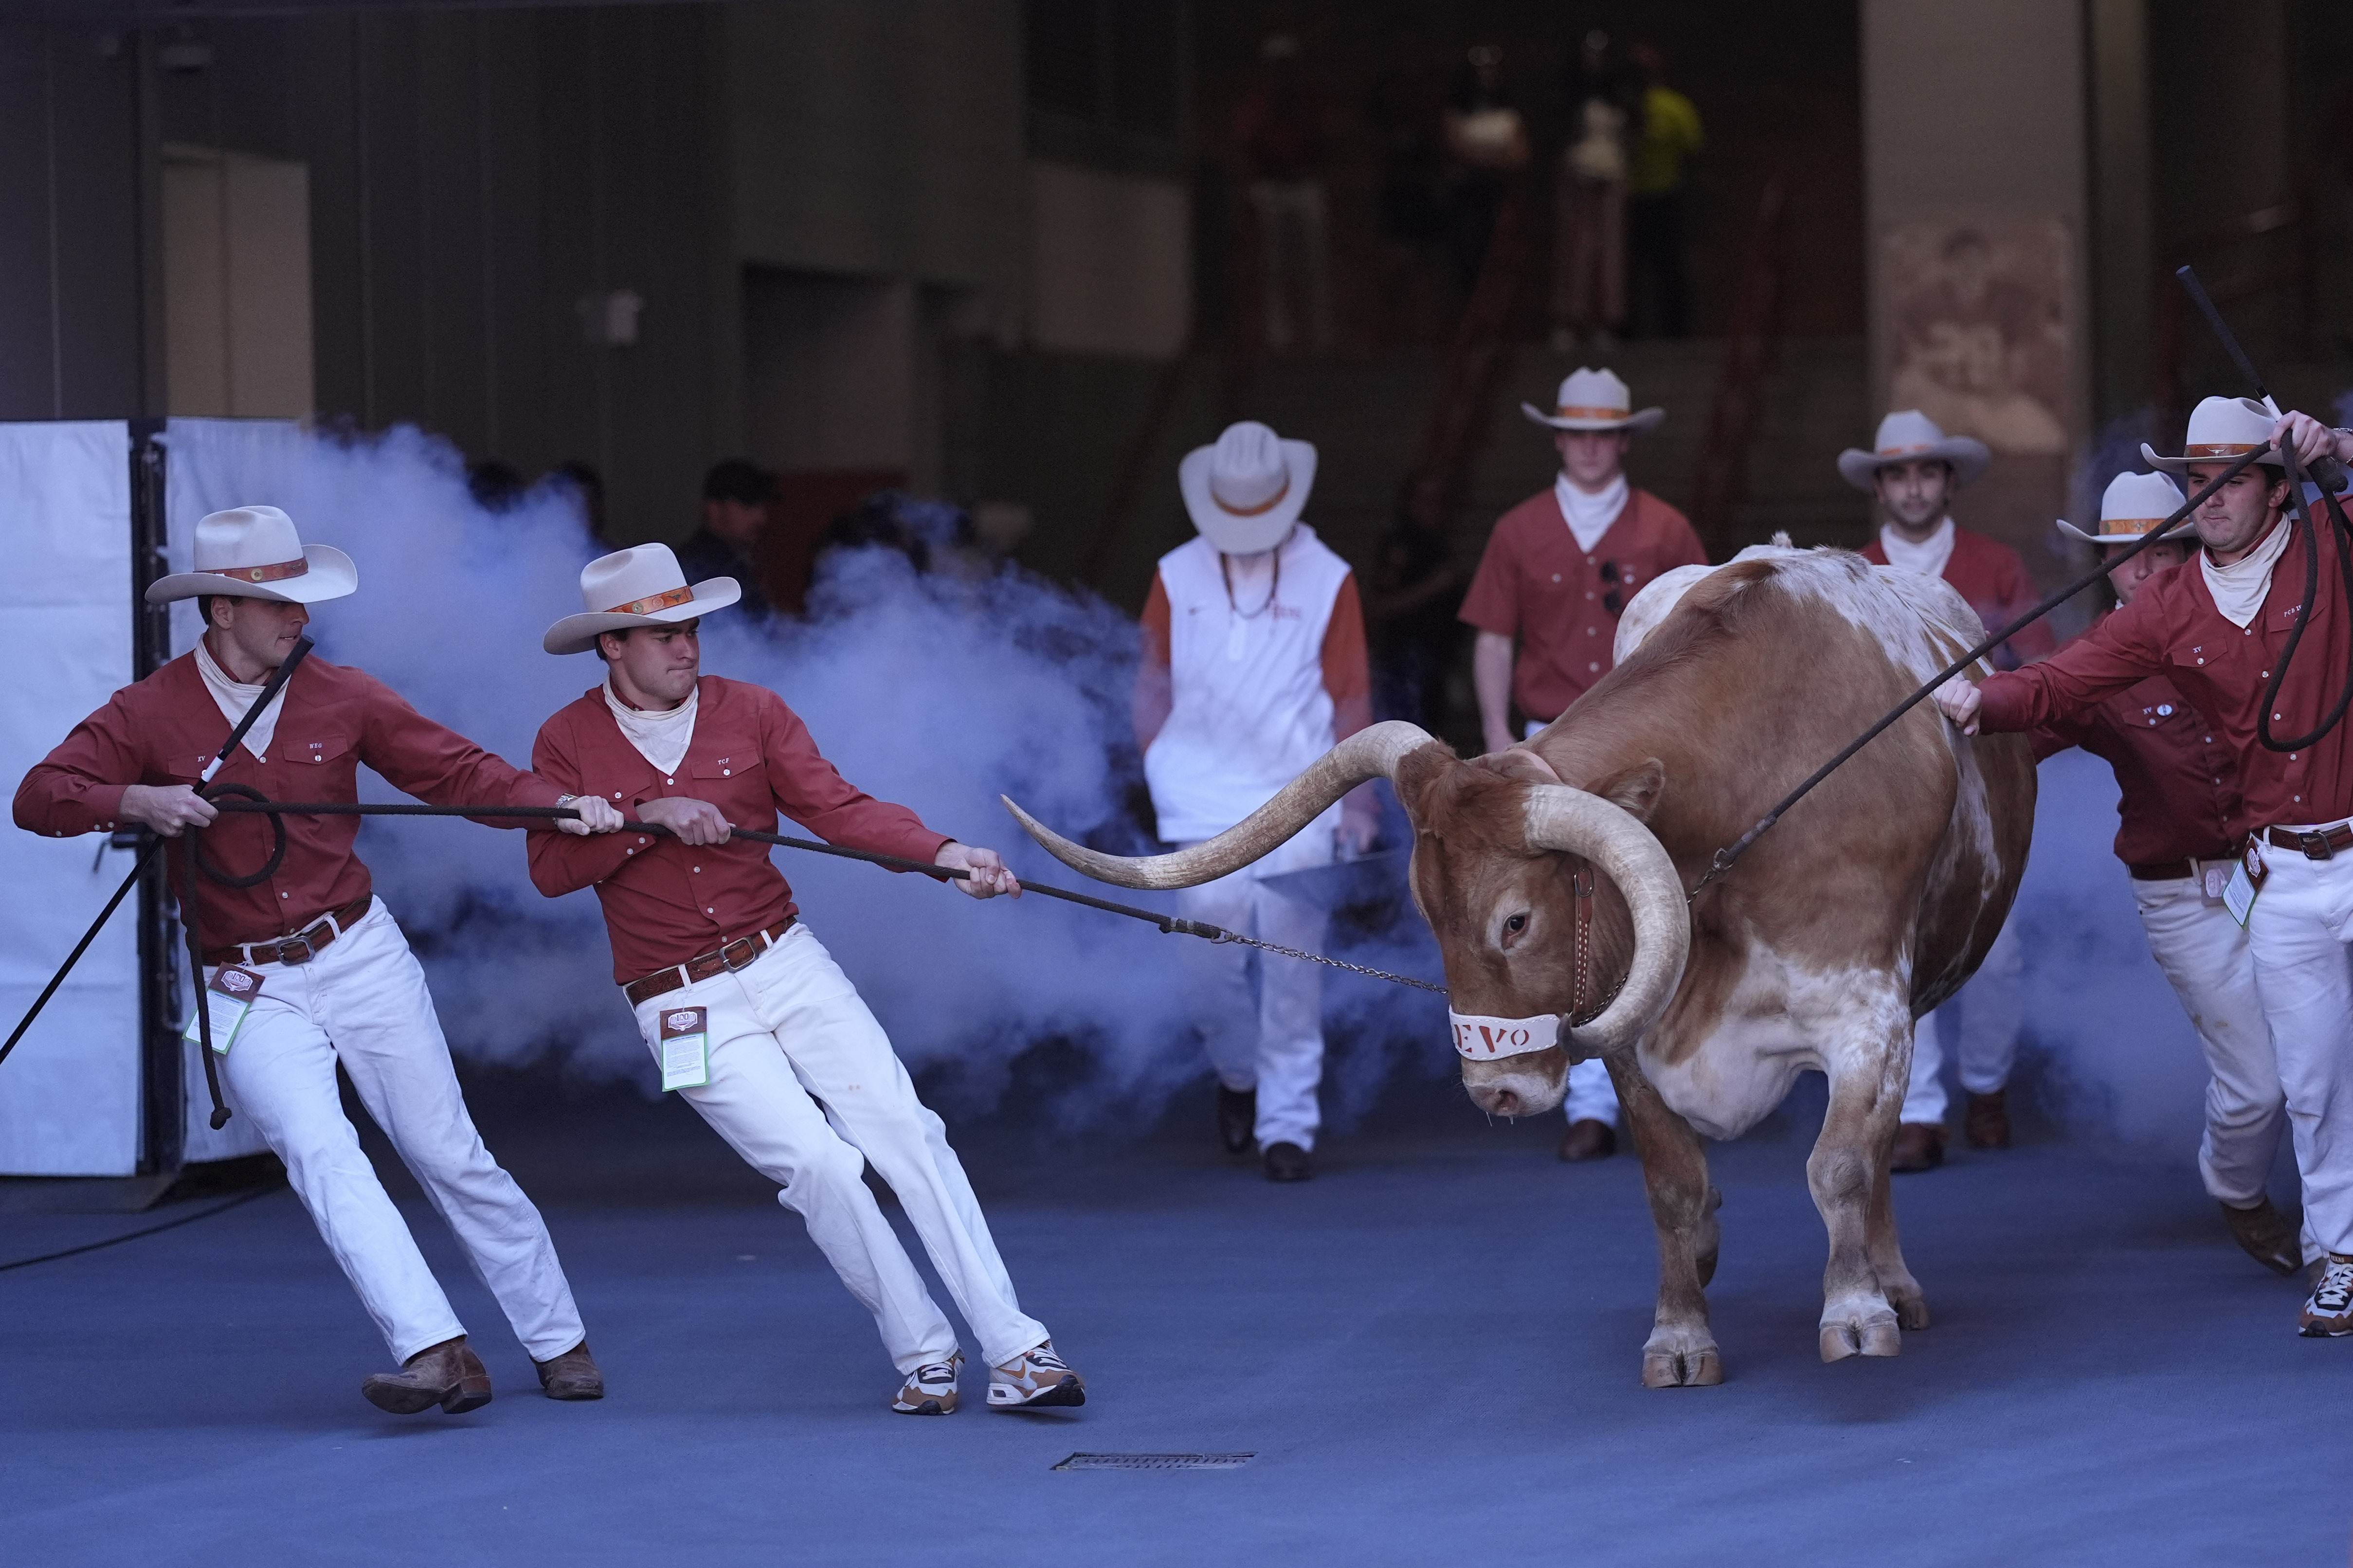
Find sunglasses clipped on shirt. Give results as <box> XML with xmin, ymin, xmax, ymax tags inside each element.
<box><xmin>1600</xmin><ymin>560</ymin><xmax>1623</xmax><ymax>616</ymax></box>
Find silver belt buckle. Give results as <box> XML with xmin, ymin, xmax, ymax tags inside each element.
<box><xmin>2297</xmin><ymin>829</ymin><xmax>2335</xmax><ymax>861</ymax></box>
<box><xmin>719</xmin><ymin>934</ymin><xmax>760</xmax><ymax>972</ymax></box>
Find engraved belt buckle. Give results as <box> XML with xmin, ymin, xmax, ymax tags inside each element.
<box><xmin>719</xmin><ymin>935</ymin><xmax>760</xmax><ymax>972</ymax></box>
<box><xmin>2298</xmin><ymin>829</ymin><xmax>2335</xmax><ymax>862</ymax></box>
<box><xmin>278</xmin><ymin>936</ymin><xmax>316</xmax><ymax>966</ymax></box>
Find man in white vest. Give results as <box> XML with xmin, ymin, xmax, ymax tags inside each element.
<box><xmin>1136</xmin><ymin>421</ymin><xmax>1377</xmax><ymax>1181</ymax></box>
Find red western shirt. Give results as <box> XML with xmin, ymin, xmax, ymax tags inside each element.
<box><xmin>2027</xmin><ymin>638</ymin><xmax>2243</xmax><ymax>870</ymax></box>
<box><xmin>1980</xmin><ymin>517</ymin><xmax>2353</xmax><ymax>833</ymax></box>
<box><xmin>1459</xmin><ymin>486</ymin><xmax>1707</xmax><ymax>721</ymax></box>
<box><xmin>528</xmin><ymin>676</ymin><xmax>951</xmax><ymax>983</ymax></box>
<box><xmin>13</xmin><ymin>652</ymin><xmax>563</xmax><ymax>945</ymax></box>
<box><xmin>1862</xmin><ymin>525</ymin><xmax>2056</xmax><ymax>670</ymax></box>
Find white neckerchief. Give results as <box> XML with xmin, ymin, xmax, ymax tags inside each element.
<box><xmin>1879</xmin><ymin>517</ymin><xmax>1956</xmax><ymax>580</ymax></box>
<box><xmin>1555</xmin><ymin>471</ymin><xmax>1629</xmax><ymax>554</ymax></box>
<box><xmin>603</xmin><ymin>675</ymin><xmax>699</xmax><ymax>776</ymax></box>
<box><xmin>2201</xmin><ymin>514</ymin><xmax>2293</xmax><ymax>630</ymax></box>
<box><xmin>194</xmin><ymin>634</ymin><xmax>288</xmax><ymax>762</ymax></box>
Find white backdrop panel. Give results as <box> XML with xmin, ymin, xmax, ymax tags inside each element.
<box><xmin>0</xmin><ymin>422</ymin><xmax>142</xmax><ymax>1176</ymax></box>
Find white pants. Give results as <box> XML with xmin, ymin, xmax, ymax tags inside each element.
<box><xmin>2244</xmin><ymin>839</ymin><xmax>2353</xmax><ymax>1258</ymax></box>
<box><xmin>216</xmin><ymin>899</ymin><xmax>584</xmax><ymax>1363</ymax></box>
<box><xmin>2132</xmin><ymin>878</ymin><xmax>2291</xmax><ymax>1207</ymax></box>
<box><xmin>1901</xmin><ymin>918</ymin><xmax>2024</xmax><ymax>1124</ymax></box>
<box><xmin>633</xmin><ymin>924</ymin><xmax>1047</xmax><ymax>1373</ymax></box>
<box><xmin>1176</xmin><ymin>844</ymin><xmax>1330</xmax><ymax>1152</ymax></box>
<box><xmin>1561</xmin><ymin>1057</ymin><xmax>1622</xmax><ymax>1125</ymax></box>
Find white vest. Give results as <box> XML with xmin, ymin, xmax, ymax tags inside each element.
<box><xmin>1145</xmin><ymin>525</ymin><xmax>1351</xmax><ymax>856</ymax></box>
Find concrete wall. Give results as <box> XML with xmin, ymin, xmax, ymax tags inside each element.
<box><xmin>722</xmin><ymin>0</ymin><xmax>1028</xmax><ymax>313</ymax></box>
<box><xmin>0</xmin><ymin>21</ymin><xmax>154</xmax><ymax>422</ymax></box>
<box><xmin>1861</xmin><ymin>0</ymin><xmax>2090</xmax><ymax>587</ymax></box>
<box><xmin>1029</xmin><ymin>162</ymin><xmax>1191</xmax><ymax>356</ymax></box>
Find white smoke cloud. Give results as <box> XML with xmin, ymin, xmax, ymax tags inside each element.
<box><xmin>2010</xmin><ymin>749</ymin><xmax>2209</xmax><ymax>1158</ymax></box>
<box><xmin>167</xmin><ymin>423</ymin><xmax>1451</xmax><ymax>1124</ymax></box>
<box><xmin>165</xmin><ymin>423</ymin><xmax>2198</xmax><ymax>1147</ymax></box>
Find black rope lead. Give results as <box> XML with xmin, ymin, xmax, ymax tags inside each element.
<box><xmin>0</xmin><ymin>639</ymin><xmax>313</xmax><ymax>1073</ymax></box>
<box><xmin>0</xmin><ymin>1181</ymin><xmax>283</xmax><ymax>1274</ymax></box>
<box><xmin>1687</xmin><ymin>445</ymin><xmax>2275</xmax><ymax>901</ymax></box>
<box><xmin>213</xmin><ymin>799</ymin><xmax>1450</xmax><ymax>991</ymax></box>
<box><xmin>2251</xmin><ymin>410</ymin><xmax>2353</xmax><ymax>754</ymax></box>
<box><xmin>177</xmin><ymin>829</ymin><xmax>231</xmax><ymax>1129</ymax></box>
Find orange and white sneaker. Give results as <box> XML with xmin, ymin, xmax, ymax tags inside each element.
<box><xmin>987</xmin><ymin>1340</ymin><xmax>1086</xmax><ymax>1409</ymax></box>
<box><xmin>2299</xmin><ymin>1256</ymin><xmax>2353</xmax><ymax>1338</ymax></box>
<box><xmin>892</xmin><ymin>1353</ymin><xmax>962</xmax><ymax>1415</ymax></box>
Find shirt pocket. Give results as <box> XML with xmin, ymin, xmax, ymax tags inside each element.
<box><xmin>285</xmin><ymin>733</ymin><xmax>352</xmax><ymax>770</ymax></box>
<box><xmin>688</xmin><ymin>743</ymin><xmax>763</xmax><ymax>804</ymax></box>
<box><xmin>278</xmin><ymin>732</ymin><xmax>358</xmax><ymax>799</ymax></box>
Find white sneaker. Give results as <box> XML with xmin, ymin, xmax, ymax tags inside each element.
<box><xmin>987</xmin><ymin>1340</ymin><xmax>1086</xmax><ymax>1409</ymax></box>
<box><xmin>892</xmin><ymin>1352</ymin><xmax>962</xmax><ymax>1415</ymax></box>
<box><xmin>2300</xmin><ymin>1257</ymin><xmax>2353</xmax><ymax>1338</ymax></box>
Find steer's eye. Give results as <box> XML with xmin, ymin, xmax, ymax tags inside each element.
<box><xmin>1504</xmin><ymin>914</ymin><xmax>1528</xmax><ymax>934</ymax></box>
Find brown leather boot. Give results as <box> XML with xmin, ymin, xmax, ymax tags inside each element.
<box><xmin>362</xmin><ymin>1336</ymin><xmax>492</xmax><ymax>1416</ymax></box>
<box><xmin>1557</xmin><ymin>1119</ymin><xmax>1616</xmax><ymax>1162</ymax></box>
<box><xmin>1889</xmin><ymin>1122</ymin><xmax>1947</xmax><ymax>1173</ymax></box>
<box><xmin>1963</xmin><ymin>1089</ymin><xmax>2011</xmax><ymax>1149</ymax></box>
<box><xmin>535</xmin><ymin>1340</ymin><xmax>605</xmax><ymax>1401</ymax></box>
<box><xmin>2221</xmin><ymin>1197</ymin><xmax>2304</xmax><ymax>1277</ymax></box>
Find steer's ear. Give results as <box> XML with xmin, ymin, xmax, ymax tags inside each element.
<box><xmin>1588</xmin><ymin>757</ymin><xmax>1666</xmax><ymax>824</ymax></box>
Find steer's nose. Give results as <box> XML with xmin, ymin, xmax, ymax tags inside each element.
<box><xmin>1469</xmin><ymin>1083</ymin><xmax>1522</xmax><ymax>1118</ymax></box>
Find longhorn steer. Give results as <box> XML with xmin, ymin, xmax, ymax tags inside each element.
<box><xmin>1009</xmin><ymin>545</ymin><xmax>2035</xmax><ymax>1386</ymax></box>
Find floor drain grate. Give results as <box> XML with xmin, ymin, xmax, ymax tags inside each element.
<box><xmin>1052</xmin><ymin>1452</ymin><xmax>1256</xmax><ymax>1472</ymax></box>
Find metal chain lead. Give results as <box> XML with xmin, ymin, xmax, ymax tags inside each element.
<box><xmin>1206</xmin><ymin>930</ymin><xmax>1448</xmax><ymax>992</ymax></box>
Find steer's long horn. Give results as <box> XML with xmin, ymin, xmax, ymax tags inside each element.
<box><xmin>1003</xmin><ymin>720</ymin><xmax>1445</xmax><ymax>889</ymax></box>
<box><xmin>1522</xmin><ymin>785</ymin><xmax>1691</xmax><ymax>1056</ymax></box>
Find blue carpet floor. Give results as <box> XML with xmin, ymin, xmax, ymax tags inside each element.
<box><xmin>2</xmin><ymin>1084</ymin><xmax>2346</xmax><ymax>1568</ymax></box>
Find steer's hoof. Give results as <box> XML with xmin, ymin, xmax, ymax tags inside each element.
<box><xmin>1641</xmin><ymin>1338</ymin><xmax>1725</xmax><ymax>1388</ymax></box>
<box><xmin>1818</xmin><ymin>1311</ymin><xmax>1903</xmax><ymax>1363</ymax></box>
<box><xmin>1891</xmin><ymin>1293</ymin><xmax>1932</xmax><ymax>1332</ymax></box>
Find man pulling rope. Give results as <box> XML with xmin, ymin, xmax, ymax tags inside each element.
<box><xmin>12</xmin><ymin>505</ymin><xmax>621</xmax><ymax>1417</ymax></box>
<box><xmin>528</xmin><ymin>543</ymin><xmax>1088</xmax><ymax>1417</ymax></box>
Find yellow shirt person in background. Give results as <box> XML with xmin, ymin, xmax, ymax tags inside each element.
<box><xmin>1625</xmin><ymin>44</ymin><xmax>1702</xmax><ymax>337</ymax></box>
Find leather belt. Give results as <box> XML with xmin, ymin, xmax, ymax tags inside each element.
<box><xmin>623</xmin><ymin>918</ymin><xmax>795</xmax><ymax>1007</ymax></box>
<box><xmin>2127</xmin><ymin>859</ymin><xmax>2201</xmax><ymax>883</ymax></box>
<box><xmin>2262</xmin><ymin>821</ymin><xmax>2353</xmax><ymax>861</ymax></box>
<box><xmin>204</xmin><ymin>894</ymin><xmax>375</xmax><ymax>967</ymax></box>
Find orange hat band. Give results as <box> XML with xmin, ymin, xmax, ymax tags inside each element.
<box><xmin>2184</xmin><ymin>443</ymin><xmax>2261</xmax><ymax>458</ymax></box>
<box><xmin>1213</xmin><ymin>476</ymin><xmax>1290</xmax><ymax>517</ymax></box>
<box><xmin>2101</xmin><ymin>518</ymin><xmax>2168</xmax><ymax>535</ymax></box>
<box><xmin>605</xmin><ymin>585</ymin><xmax>696</xmax><ymax>616</ymax></box>
<box><xmin>206</xmin><ymin>555</ymin><xmax>309</xmax><ymax>584</ymax></box>
<box><xmin>1556</xmin><ymin>405</ymin><xmax>1630</xmax><ymax>420</ymax></box>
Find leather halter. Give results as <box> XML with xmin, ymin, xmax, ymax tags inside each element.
<box><xmin>1570</xmin><ymin>865</ymin><xmax>1595</xmax><ymax>1025</ymax></box>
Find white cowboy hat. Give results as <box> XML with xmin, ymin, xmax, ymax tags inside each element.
<box><xmin>2057</xmin><ymin>471</ymin><xmax>2192</xmax><ymax>544</ymax></box>
<box><xmin>143</xmin><ymin>506</ymin><xmax>358</xmax><ymax>605</ymax></box>
<box><xmin>1837</xmin><ymin>411</ymin><xmax>1993</xmax><ymax>491</ymax></box>
<box><xmin>1179</xmin><ymin>421</ymin><xmax>1318</xmax><ymax>554</ymax></box>
<box><xmin>1520</xmin><ymin>367</ymin><xmax>1665</xmax><ymax>433</ymax></box>
<box><xmin>2141</xmin><ymin>396</ymin><xmax>2286</xmax><ymax>475</ymax></box>
<box><xmin>543</xmin><ymin>543</ymin><xmax>741</xmax><ymax>655</ymax></box>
